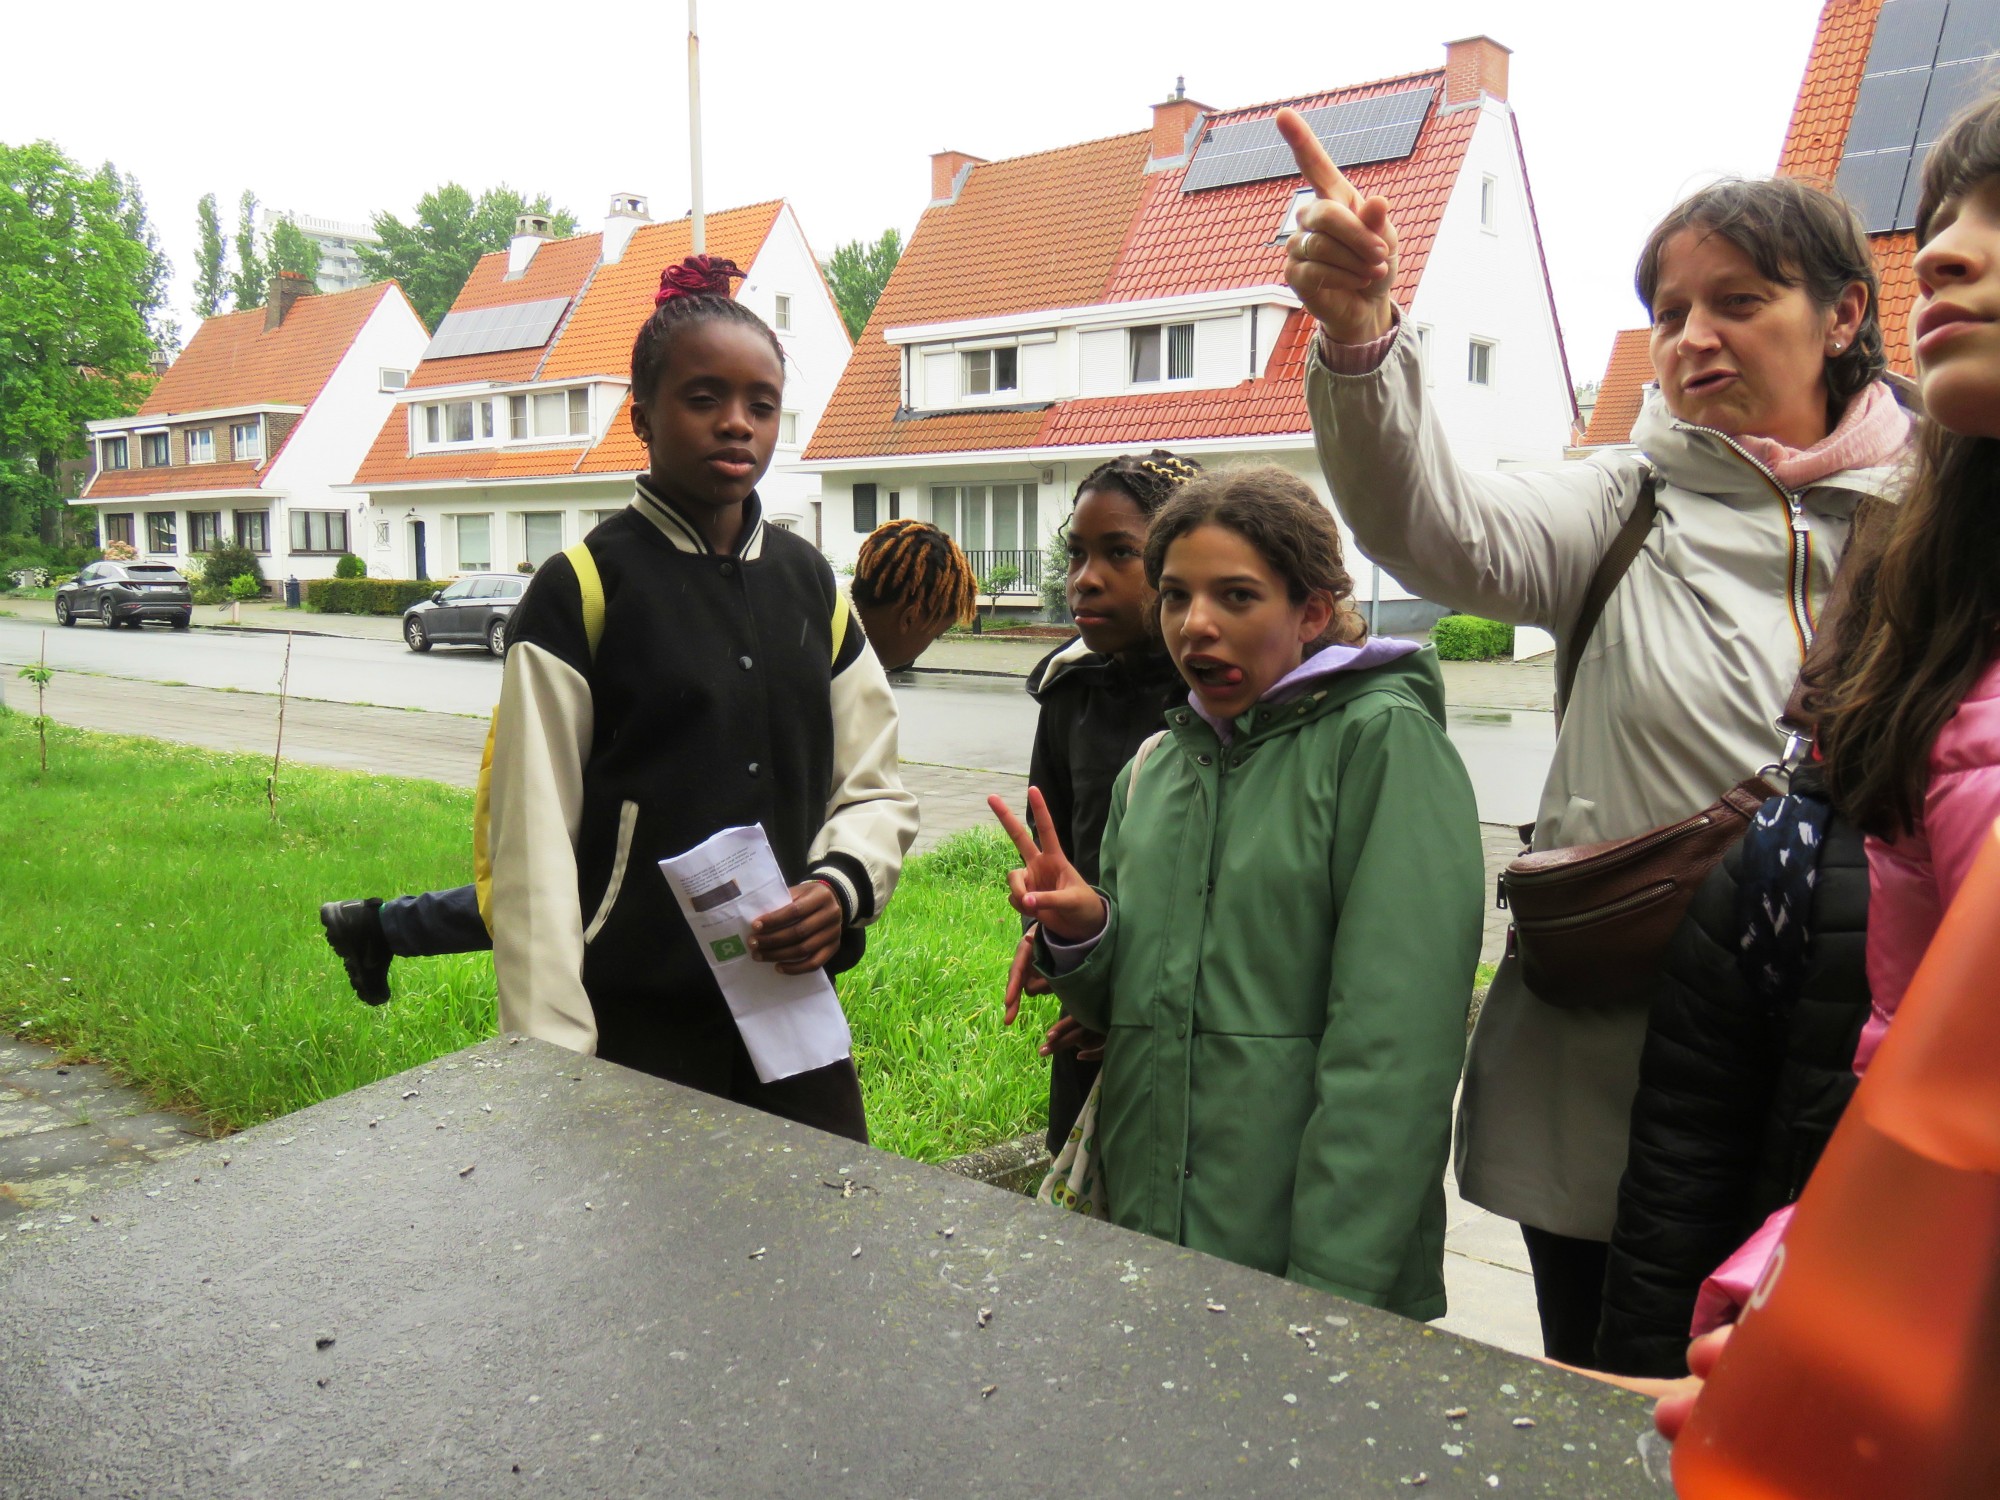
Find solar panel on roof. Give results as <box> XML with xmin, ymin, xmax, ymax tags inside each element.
<box><xmin>1182</xmin><ymin>85</ymin><xmax>1433</xmax><ymax>194</ymax></box>
<box><xmin>422</xmin><ymin>296</ymin><xmax>571</xmax><ymax>362</ymax></box>
<box><xmin>1835</xmin><ymin>0</ymin><xmax>2000</xmax><ymax>232</ymax></box>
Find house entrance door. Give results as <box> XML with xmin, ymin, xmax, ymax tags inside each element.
<box><xmin>411</xmin><ymin>520</ymin><xmax>428</xmax><ymax>581</ymax></box>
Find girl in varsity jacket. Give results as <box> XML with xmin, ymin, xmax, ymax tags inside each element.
<box><xmin>486</xmin><ymin>256</ymin><xmax>916</xmax><ymax>1142</ymax></box>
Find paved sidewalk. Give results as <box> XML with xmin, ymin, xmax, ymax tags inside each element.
<box><xmin>0</xmin><ymin>1037</ymin><xmax>214</xmax><ymax>1220</ymax></box>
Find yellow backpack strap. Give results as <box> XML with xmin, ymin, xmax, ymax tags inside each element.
<box><xmin>475</xmin><ymin>543</ymin><xmax>605</xmax><ymax>929</ymax></box>
<box><xmin>830</xmin><ymin>587</ymin><xmax>849</xmax><ymax>665</ymax></box>
<box><xmin>564</xmin><ymin>542</ymin><xmax>605</xmax><ymax>661</ymax></box>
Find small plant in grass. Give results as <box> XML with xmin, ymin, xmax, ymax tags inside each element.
<box><xmin>16</xmin><ymin>641</ymin><xmax>53</xmax><ymax>772</ymax></box>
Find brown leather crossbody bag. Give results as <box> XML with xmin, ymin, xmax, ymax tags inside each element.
<box><xmin>1498</xmin><ymin>478</ymin><xmax>1777</xmax><ymax>1009</ymax></box>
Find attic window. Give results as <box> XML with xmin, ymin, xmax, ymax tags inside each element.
<box><xmin>774</xmin><ymin>295</ymin><xmax>793</xmax><ymax>332</ymax></box>
<box><xmin>1480</xmin><ymin>175</ymin><xmax>1497</xmax><ymax>230</ymax></box>
<box><xmin>1276</xmin><ymin>186</ymin><xmax>1315</xmax><ymax>243</ymax></box>
<box><xmin>964</xmin><ymin>347</ymin><xmax>1018</xmax><ymax>396</ymax></box>
<box><xmin>507</xmin><ymin>388</ymin><xmax>590</xmax><ymax>440</ymax></box>
<box><xmin>100</xmin><ymin>435</ymin><xmax>129</xmax><ymax>471</ymax></box>
<box><xmin>379</xmin><ymin>368</ymin><xmax>409</xmax><ymax>391</ymax></box>
<box><xmin>1131</xmin><ymin>323</ymin><xmax>1194</xmax><ymax>384</ymax></box>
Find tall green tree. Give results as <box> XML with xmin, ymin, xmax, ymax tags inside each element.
<box><xmin>0</xmin><ymin>140</ymin><xmax>155</xmax><ymax>536</ymax></box>
<box><xmin>267</xmin><ymin>218</ymin><xmax>322</xmax><ymax>283</ymax></box>
<box><xmin>193</xmin><ymin>192</ymin><xmax>228</xmax><ymax>317</ymax></box>
<box><xmin>106</xmin><ymin>166</ymin><xmax>177</xmax><ymax>356</ymax></box>
<box><xmin>821</xmin><ymin>228</ymin><xmax>903</xmax><ymax>340</ymax></box>
<box><xmin>357</xmin><ymin>184</ymin><xmax>577</xmax><ymax>330</ymax></box>
<box><xmin>230</xmin><ymin>189</ymin><xmax>265</xmax><ymax>310</ymax></box>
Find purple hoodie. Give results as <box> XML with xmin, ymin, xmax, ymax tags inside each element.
<box><xmin>1187</xmin><ymin>636</ymin><xmax>1423</xmax><ymax>745</ymax></box>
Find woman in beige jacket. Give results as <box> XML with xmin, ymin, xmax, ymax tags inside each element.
<box><xmin>1278</xmin><ymin>116</ymin><xmax>1911</xmax><ymax>1362</ymax></box>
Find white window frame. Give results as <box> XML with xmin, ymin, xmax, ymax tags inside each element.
<box><xmin>1412</xmin><ymin>323</ymin><xmax>1434</xmax><ymax>385</ymax></box>
<box><xmin>1129</xmin><ymin>323</ymin><xmax>1195</xmax><ymax>386</ymax></box>
<box><xmin>773</xmin><ymin>294</ymin><xmax>792</xmax><ymax>332</ymax></box>
<box><xmin>926</xmin><ymin>482</ymin><xmax>1039</xmax><ymax>553</ymax></box>
<box><xmin>379</xmin><ymin>368</ymin><xmax>409</xmax><ymax>391</ymax></box>
<box><xmin>230</xmin><ymin>419</ymin><xmax>263</xmax><ymax>462</ymax></box>
<box><xmin>963</xmin><ymin>346</ymin><xmax>1019</xmax><ymax>398</ymax></box>
<box><xmin>453</xmin><ymin>513</ymin><xmax>492</xmax><ymax>573</ymax></box>
<box><xmin>520</xmin><ymin>510</ymin><xmax>564</xmax><ymax>568</ymax></box>
<box><xmin>186</xmin><ymin>428</ymin><xmax>216</xmax><ymax>465</ymax></box>
<box><xmin>1276</xmin><ymin>186</ymin><xmax>1315</xmax><ymax>242</ymax></box>
<box><xmin>1467</xmin><ymin>337</ymin><xmax>1496</xmax><ymax>387</ymax></box>
<box><xmin>1480</xmin><ymin>174</ymin><xmax>1498</xmax><ymax>232</ymax></box>
<box><xmin>778</xmin><ymin>410</ymin><xmax>800</xmax><ymax>446</ymax></box>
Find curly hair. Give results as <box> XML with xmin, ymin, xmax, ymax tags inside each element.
<box><xmin>1634</xmin><ymin>177</ymin><xmax>1886</xmax><ymax>424</ymax></box>
<box><xmin>852</xmin><ymin>518</ymin><xmax>977</xmax><ymax>627</ymax></box>
<box><xmin>1142</xmin><ymin>466</ymin><xmax>1365</xmax><ymax>650</ymax></box>
<box><xmin>630</xmin><ymin>256</ymin><xmax>785</xmax><ymax>403</ymax></box>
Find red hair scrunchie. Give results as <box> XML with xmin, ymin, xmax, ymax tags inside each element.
<box><xmin>655</xmin><ymin>255</ymin><xmax>746</xmax><ymax>306</ymax></box>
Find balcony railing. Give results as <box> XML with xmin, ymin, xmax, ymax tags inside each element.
<box><xmin>962</xmin><ymin>548</ymin><xmax>1042</xmax><ymax>594</ymax></box>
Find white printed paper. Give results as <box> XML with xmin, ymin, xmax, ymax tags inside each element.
<box><xmin>658</xmin><ymin>824</ymin><xmax>851</xmax><ymax>1084</ymax></box>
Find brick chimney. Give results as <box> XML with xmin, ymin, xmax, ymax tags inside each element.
<box><xmin>930</xmin><ymin>150</ymin><xmax>987</xmax><ymax>206</ymax></box>
<box><xmin>1148</xmin><ymin>78</ymin><xmax>1210</xmax><ymax>171</ymax></box>
<box><xmin>264</xmin><ymin>271</ymin><xmax>316</xmax><ymax>331</ymax></box>
<box><xmin>1444</xmin><ymin>36</ymin><xmax>1510</xmax><ymax>107</ymax></box>
<box><xmin>506</xmin><ymin>213</ymin><xmax>554</xmax><ymax>279</ymax></box>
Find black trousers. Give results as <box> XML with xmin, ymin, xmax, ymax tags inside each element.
<box><xmin>598</xmin><ymin>986</ymin><xmax>869</xmax><ymax>1146</ymax></box>
<box><xmin>1045</xmin><ymin>1048</ymin><xmax>1100</xmax><ymax>1155</ymax></box>
<box><xmin>1520</xmin><ymin>1224</ymin><xmax>1611</xmax><ymax>1366</ymax></box>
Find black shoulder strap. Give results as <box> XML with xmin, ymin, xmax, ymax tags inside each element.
<box><xmin>1558</xmin><ymin>476</ymin><xmax>1657</xmax><ymax>720</ymax></box>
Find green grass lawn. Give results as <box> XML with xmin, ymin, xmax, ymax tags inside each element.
<box><xmin>0</xmin><ymin>712</ymin><xmax>1050</xmax><ymax>1160</ymax></box>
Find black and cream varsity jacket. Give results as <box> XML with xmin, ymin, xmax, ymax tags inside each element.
<box><xmin>487</xmin><ymin>480</ymin><xmax>917</xmax><ymax>1062</ymax></box>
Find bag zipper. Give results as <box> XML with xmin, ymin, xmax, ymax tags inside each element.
<box><xmin>1506</xmin><ymin>806</ymin><xmax>1718</xmax><ymax>890</ymax></box>
<box><xmin>1670</xmin><ymin>420</ymin><xmax>1816</xmax><ymax>661</ymax></box>
<box><xmin>1513</xmin><ymin>880</ymin><xmax>1679</xmax><ymax>932</ymax></box>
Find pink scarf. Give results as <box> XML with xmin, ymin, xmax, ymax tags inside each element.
<box><xmin>1732</xmin><ymin>381</ymin><xmax>1911</xmax><ymax>490</ymax></box>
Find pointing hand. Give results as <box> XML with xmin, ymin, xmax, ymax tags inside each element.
<box><xmin>1277</xmin><ymin>107</ymin><xmax>1400</xmax><ymax>346</ymax></box>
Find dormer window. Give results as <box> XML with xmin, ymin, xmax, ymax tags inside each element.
<box><xmin>101</xmin><ymin>435</ymin><xmax>129</xmax><ymax>471</ymax></box>
<box><xmin>508</xmin><ymin>388</ymin><xmax>589</xmax><ymax>440</ymax></box>
<box><xmin>186</xmin><ymin>429</ymin><xmax>216</xmax><ymax>464</ymax></box>
<box><xmin>140</xmin><ymin>432</ymin><xmax>170</xmax><ymax>468</ymax></box>
<box><xmin>964</xmin><ymin>347</ymin><xmax>1018</xmax><ymax>396</ymax></box>
<box><xmin>1131</xmin><ymin>323</ymin><xmax>1194</xmax><ymax>384</ymax></box>
<box><xmin>231</xmin><ymin>420</ymin><xmax>263</xmax><ymax>461</ymax></box>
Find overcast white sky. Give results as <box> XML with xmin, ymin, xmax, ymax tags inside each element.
<box><xmin>4</xmin><ymin>0</ymin><xmax>1824</xmax><ymax>386</ymax></box>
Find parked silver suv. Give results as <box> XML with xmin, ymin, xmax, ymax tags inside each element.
<box><xmin>54</xmin><ymin>561</ymin><xmax>193</xmax><ymax>630</ymax></box>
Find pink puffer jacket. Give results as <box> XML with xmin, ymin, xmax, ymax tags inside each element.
<box><xmin>1859</xmin><ymin>651</ymin><xmax>2000</xmax><ymax>1071</ymax></box>
<box><xmin>1693</xmin><ymin>650</ymin><xmax>2000</xmax><ymax>1337</ymax></box>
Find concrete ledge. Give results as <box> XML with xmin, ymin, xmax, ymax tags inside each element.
<box><xmin>940</xmin><ymin>1131</ymin><xmax>1050</xmax><ymax>1195</ymax></box>
<box><xmin>0</xmin><ymin>1039</ymin><xmax>1664</xmax><ymax>1497</ymax></box>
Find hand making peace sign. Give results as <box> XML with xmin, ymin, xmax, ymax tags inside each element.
<box><xmin>988</xmin><ymin>788</ymin><xmax>1107</xmax><ymax>944</ymax></box>
<box><xmin>1277</xmin><ymin>107</ymin><xmax>1402</xmax><ymax>346</ymax></box>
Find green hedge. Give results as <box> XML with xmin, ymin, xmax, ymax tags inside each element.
<box><xmin>305</xmin><ymin>578</ymin><xmax>438</xmax><ymax>615</ymax></box>
<box><xmin>1431</xmin><ymin>614</ymin><xmax>1515</xmax><ymax>661</ymax></box>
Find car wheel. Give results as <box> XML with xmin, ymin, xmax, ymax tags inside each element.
<box><xmin>100</xmin><ymin>597</ymin><xmax>120</xmax><ymax>628</ymax></box>
<box><xmin>405</xmin><ymin>615</ymin><xmax>431</xmax><ymax>653</ymax></box>
<box><xmin>171</xmin><ymin>613</ymin><xmax>191</xmax><ymax>631</ymax></box>
<box><xmin>55</xmin><ymin>595</ymin><xmax>74</xmax><ymax>627</ymax></box>
<box><xmin>487</xmin><ymin>618</ymin><xmax>508</xmax><ymax>657</ymax></box>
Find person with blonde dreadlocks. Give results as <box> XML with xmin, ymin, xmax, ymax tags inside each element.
<box><xmin>850</xmin><ymin>518</ymin><xmax>979</xmax><ymax>672</ymax></box>
<box><xmin>1001</xmin><ymin>449</ymin><xmax>1202</xmax><ymax>1153</ymax></box>
<box><xmin>317</xmin><ymin>518</ymin><xmax>971</xmax><ymax>1006</ymax></box>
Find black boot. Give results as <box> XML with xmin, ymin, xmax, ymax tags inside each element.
<box><xmin>320</xmin><ymin>898</ymin><xmax>392</xmax><ymax>1005</ymax></box>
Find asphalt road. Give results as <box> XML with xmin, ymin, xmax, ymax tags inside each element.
<box><xmin>0</xmin><ymin>616</ymin><xmax>1554</xmax><ymax>824</ymax></box>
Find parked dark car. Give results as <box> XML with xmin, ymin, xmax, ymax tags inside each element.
<box><xmin>54</xmin><ymin>561</ymin><xmax>193</xmax><ymax>630</ymax></box>
<box><xmin>402</xmin><ymin>573</ymin><xmax>528</xmax><ymax>656</ymax></box>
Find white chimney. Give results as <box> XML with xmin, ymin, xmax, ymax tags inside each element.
<box><xmin>602</xmin><ymin>192</ymin><xmax>652</xmax><ymax>265</ymax></box>
<box><xmin>506</xmin><ymin>213</ymin><xmax>554</xmax><ymax>279</ymax></box>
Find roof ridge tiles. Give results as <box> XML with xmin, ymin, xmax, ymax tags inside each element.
<box><xmin>940</xmin><ymin>128</ymin><xmax>1150</xmax><ymax>177</ymax></box>
<box><xmin>1210</xmin><ymin>66</ymin><xmax>1447</xmax><ymax>123</ymax></box>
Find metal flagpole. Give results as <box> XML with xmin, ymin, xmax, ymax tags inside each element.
<box><xmin>689</xmin><ymin>0</ymin><xmax>705</xmax><ymax>254</ymax></box>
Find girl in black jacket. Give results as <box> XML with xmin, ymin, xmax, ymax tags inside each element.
<box><xmin>1005</xmin><ymin>450</ymin><xmax>1198</xmax><ymax>1152</ymax></box>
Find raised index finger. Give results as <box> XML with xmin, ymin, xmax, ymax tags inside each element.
<box><xmin>1276</xmin><ymin>108</ymin><xmax>1356</xmax><ymax>208</ymax></box>
<box><xmin>988</xmin><ymin>793</ymin><xmax>1041</xmax><ymax>864</ymax></box>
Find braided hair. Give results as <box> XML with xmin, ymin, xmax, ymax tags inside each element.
<box><xmin>630</xmin><ymin>256</ymin><xmax>785</xmax><ymax>402</ymax></box>
<box><xmin>1070</xmin><ymin>448</ymin><xmax>1202</xmax><ymax>519</ymax></box>
<box><xmin>853</xmin><ymin>519</ymin><xmax>978</xmax><ymax>628</ymax></box>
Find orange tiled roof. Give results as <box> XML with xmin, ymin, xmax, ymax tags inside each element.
<box><xmin>1774</xmin><ymin>0</ymin><xmax>1915</xmax><ymax>374</ymax></box>
<box><xmin>804</xmin><ymin>132</ymin><xmax>1154</xmax><ymax>461</ymax></box>
<box><xmin>1580</xmin><ymin>328</ymin><xmax>1653</xmax><ymax>446</ymax></box>
<box><xmin>136</xmin><ymin>283</ymin><xmax>398</xmax><ymax>416</ymax></box>
<box><xmin>806</xmin><ymin>69</ymin><xmax>1487</xmax><ymax>461</ymax></box>
<box><xmin>84</xmin><ymin>460</ymin><xmax>270</xmax><ymax>501</ymax></box>
<box><xmin>405</xmin><ymin>233</ymin><xmax>604</xmax><ymax>391</ymax></box>
<box><xmin>1777</xmin><ymin>0</ymin><xmax>1883</xmax><ymax>184</ymax></box>
<box><xmin>353</xmin><ymin>203</ymin><xmax>785</xmax><ymax>488</ymax></box>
